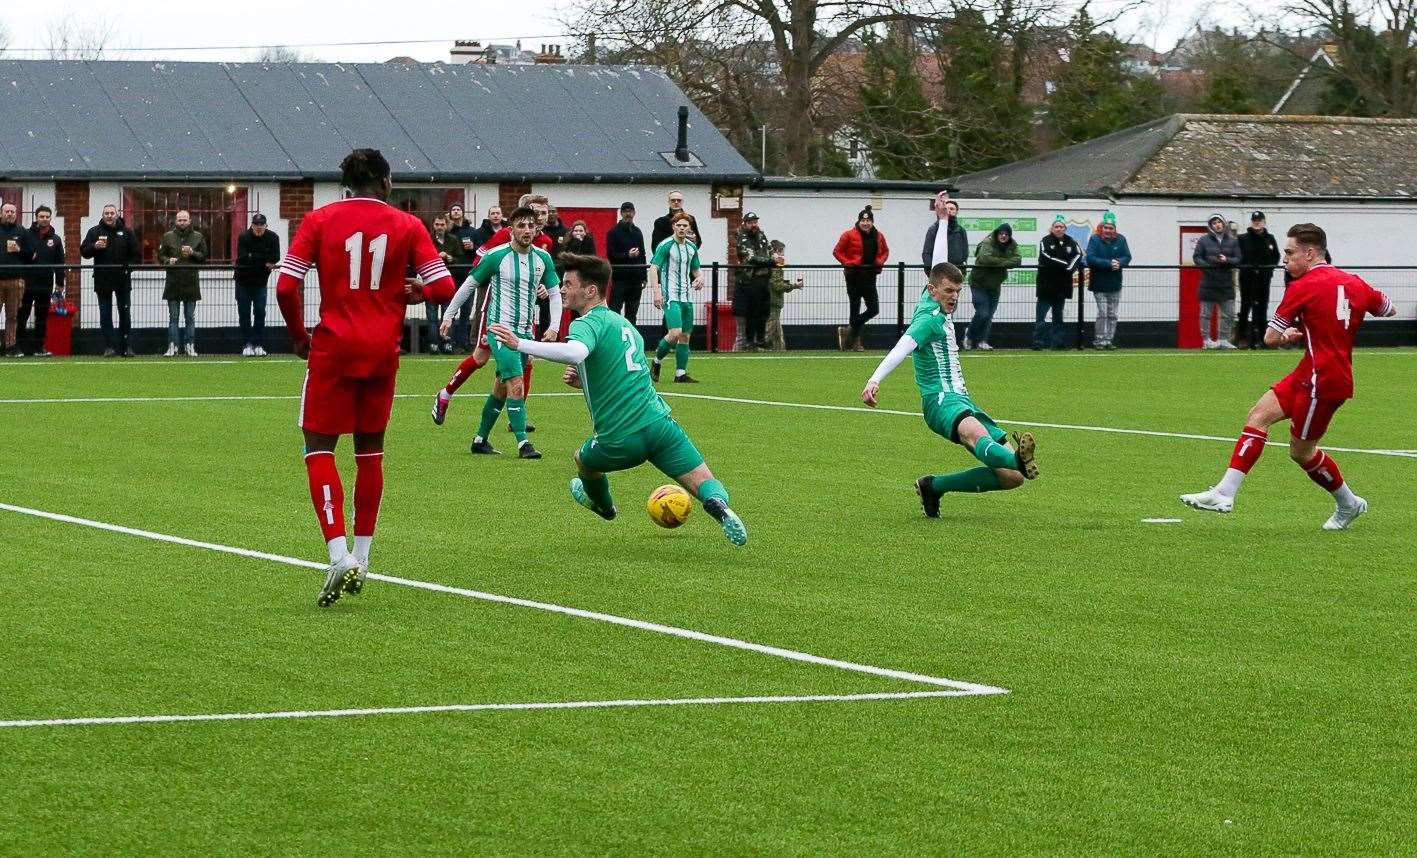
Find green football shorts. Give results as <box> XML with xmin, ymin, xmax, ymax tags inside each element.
<box><xmin>923</xmin><ymin>391</ymin><xmax>1007</xmax><ymax>445</ymax></box>
<box><xmin>486</xmin><ymin>330</ymin><xmax>529</xmax><ymax>381</ymax></box>
<box><xmin>664</xmin><ymin>300</ymin><xmax>695</xmax><ymax>334</ymax></box>
<box><xmin>576</xmin><ymin>416</ymin><xmax>705</xmax><ymax>477</ymax></box>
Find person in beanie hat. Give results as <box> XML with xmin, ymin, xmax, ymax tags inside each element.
<box><xmin>766</xmin><ymin>239</ymin><xmax>803</xmax><ymax>351</ymax></box>
<box><xmin>1085</xmin><ymin>211</ymin><xmax>1131</xmax><ymax>349</ymax></box>
<box><xmin>832</xmin><ymin>205</ymin><xmax>891</xmax><ymax>350</ymax></box>
<box><xmin>1034</xmin><ymin>214</ymin><xmax>1081</xmax><ymax>350</ymax></box>
<box><xmin>1192</xmin><ymin>214</ymin><xmax>1241</xmax><ymax>349</ymax></box>
<box><xmin>964</xmin><ymin>222</ymin><xmax>1021</xmax><ymax>349</ymax></box>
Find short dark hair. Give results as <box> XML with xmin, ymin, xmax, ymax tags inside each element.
<box><xmin>507</xmin><ymin>206</ymin><xmax>538</xmax><ymax>225</ymax></box>
<box><xmin>929</xmin><ymin>262</ymin><xmax>963</xmax><ymax>285</ymax></box>
<box><xmin>339</xmin><ymin>148</ymin><xmax>391</xmax><ymax>194</ymax></box>
<box><xmin>1287</xmin><ymin>222</ymin><xmax>1327</xmax><ymax>251</ymax></box>
<box><xmin>559</xmin><ymin>253</ymin><xmax>612</xmax><ymax>294</ymax></box>
<box><xmin>35</xmin><ymin>204</ymin><xmax>52</xmax><ymax>216</ymax></box>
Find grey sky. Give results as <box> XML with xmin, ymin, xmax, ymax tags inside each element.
<box><xmin>0</xmin><ymin>0</ymin><xmax>1262</xmax><ymax>63</ymax></box>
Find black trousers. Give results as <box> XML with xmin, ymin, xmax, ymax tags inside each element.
<box><xmin>609</xmin><ymin>282</ymin><xmax>645</xmax><ymax>325</ymax></box>
<box><xmin>847</xmin><ymin>280</ymin><xmax>879</xmax><ymax>336</ymax></box>
<box><xmin>1238</xmin><ymin>278</ymin><xmax>1272</xmax><ymax>343</ymax></box>
<box><xmin>17</xmin><ymin>290</ymin><xmax>51</xmax><ymax>350</ymax></box>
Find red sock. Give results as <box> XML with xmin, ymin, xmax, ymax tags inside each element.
<box><xmin>304</xmin><ymin>451</ymin><xmax>345</xmax><ymax>543</ymax></box>
<box><xmin>1228</xmin><ymin>425</ymin><xmax>1269</xmax><ymax>473</ymax></box>
<box><xmin>1302</xmin><ymin>450</ymin><xmax>1344</xmax><ymax>492</ymax></box>
<box><xmin>353</xmin><ymin>451</ymin><xmax>384</xmax><ymax>537</ymax></box>
<box><xmin>445</xmin><ymin>353</ymin><xmax>483</xmax><ymax>395</ymax></box>
<box><xmin>522</xmin><ymin>358</ymin><xmax>534</xmax><ymax>396</ymax></box>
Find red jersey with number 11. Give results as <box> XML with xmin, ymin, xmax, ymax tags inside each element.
<box><xmin>1268</xmin><ymin>264</ymin><xmax>1392</xmax><ymax>400</ymax></box>
<box><xmin>276</xmin><ymin>197</ymin><xmax>455</xmax><ymax>377</ymax></box>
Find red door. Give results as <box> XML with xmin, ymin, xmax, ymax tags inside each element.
<box><xmin>1178</xmin><ymin>226</ymin><xmax>1209</xmax><ymax>348</ymax></box>
<box><xmin>549</xmin><ymin>206</ymin><xmax>620</xmax><ymax>330</ymax></box>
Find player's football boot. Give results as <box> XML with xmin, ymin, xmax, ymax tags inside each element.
<box><xmin>316</xmin><ymin>555</ymin><xmax>363</xmax><ymax>608</ymax></box>
<box><xmin>1012</xmin><ymin>432</ymin><xmax>1039</xmax><ymax>480</ymax></box>
<box><xmin>570</xmin><ymin>477</ymin><xmax>617</xmax><ymax>521</ymax></box>
<box><xmin>915</xmin><ymin>476</ymin><xmax>941</xmax><ymax>518</ymax></box>
<box><xmin>470</xmin><ymin>438</ymin><xmax>499</xmax><ymax>455</ymax></box>
<box><xmin>517</xmin><ymin>442</ymin><xmax>542</xmax><ymax>460</ymax></box>
<box><xmin>1323</xmin><ymin>496</ymin><xmax>1367</xmax><ymax>530</ymax></box>
<box><xmin>650</xmin><ymin>359</ymin><xmax>662</xmax><ymax>383</ymax></box>
<box><xmin>702</xmin><ymin>498</ymin><xmax>748</xmax><ymax>546</ymax></box>
<box><xmin>343</xmin><ymin>563</ymin><xmax>369</xmax><ymax>595</ymax></box>
<box><xmin>1180</xmin><ymin>487</ymin><xmax>1234</xmax><ymax>514</ymax></box>
<box><xmin>673</xmin><ymin>374</ymin><xmax>699</xmax><ymax>384</ymax></box>
<box><xmin>432</xmin><ymin>390</ymin><xmax>451</xmax><ymax>426</ymax></box>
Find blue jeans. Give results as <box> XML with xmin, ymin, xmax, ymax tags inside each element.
<box><xmin>966</xmin><ymin>288</ymin><xmax>999</xmax><ymax>346</ymax></box>
<box><xmin>424</xmin><ymin>302</ymin><xmax>446</xmax><ymax>351</ymax></box>
<box><xmin>1033</xmin><ymin>296</ymin><xmax>1067</xmax><ymax>348</ymax></box>
<box><xmin>235</xmin><ymin>285</ymin><xmax>267</xmax><ymax>347</ymax></box>
<box><xmin>167</xmin><ymin>300</ymin><xmax>196</xmax><ymax>347</ymax></box>
<box><xmin>96</xmin><ymin>287</ymin><xmax>131</xmax><ymax>350</ymax></box>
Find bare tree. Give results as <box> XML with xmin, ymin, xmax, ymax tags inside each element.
<box><xmin>1284</xmin><ymin>0</ymin><xmax>1417</xmax><ymax>115</ymax></box>
<box><xmin>0</xmin><ymin>21</ymin><xmax>11</xmax><ymax>55</ymax></box>
<box><xmin>253</xmin><ymin>46</ymin><xmax>317</xmax><ymax>63</ymax></box>
<box><xmin>45</xmin><ymin>17</ymin><xmax>119</xmax><ymax>60</ymax></box>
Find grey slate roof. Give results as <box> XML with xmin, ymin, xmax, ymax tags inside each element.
<box><xmin>0</xmin><ymin>60</ymin><xmax>756</xmax><ymax>183</ymax></box>
<box><xmin>952</xmin><ymin>114</ymin><xmax>1417</xmax><ymax>200</ymax></box>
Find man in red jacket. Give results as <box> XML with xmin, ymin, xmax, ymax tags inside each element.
<box><xmin>832</xmin><ymin>205</ymin><xmax>890</xmax><ymax>351</ymax></box>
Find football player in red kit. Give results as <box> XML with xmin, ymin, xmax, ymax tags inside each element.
<box><xmin>276</xmin><ymin>149</ymin><xmax>456</xmax><ymax>606</ymax></box>
<box><xmin>1181</xmin><ymin>223</ymin><xmax>1396</xmax><ymax>529</ymax></box>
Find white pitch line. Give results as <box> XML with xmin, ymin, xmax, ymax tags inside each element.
<box><xmin>0</xmin><ymin>393</ymin><xmax>582</xmax><ymax>405</ymax></box>
<box><xmin>0</xmin><ymin>690</ymin><xmax>984</xmax><ymax>729</ymax></box>
<box><xmin>0</xmin><ymin>502</ymin><xmax>1007</xmax><ymax>697</ymax></box>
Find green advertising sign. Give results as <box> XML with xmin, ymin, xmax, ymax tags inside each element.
<box><xmin>1005</xmin><ymin>269</ymin><xmax>1037</xmax><ymax>286</ymax></box>
<box><xmin>1017</xmin><ymin>244</ymin><xmax>1037</xmax><ymax>259</ymax></box>
<box><xmin>959</xmin><ymin>217</ymin><xmax>1038</xmax><ymax>232</ymax></box>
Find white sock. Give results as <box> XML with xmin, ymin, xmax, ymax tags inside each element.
<box><xmin>438</xmin><ymin>389</ymin><xmax>451</xmax><ymax>401</ymax></box>
<box><xmin>326</xmin><ymin>537</ymin><xmax>347</xmax><ymax>564</ymax></box>
<box><xmin>519</xmin><ymin>439</ymin><xmax>530</xmax><ymax>449</ymax></box>
<box><xmin>1332</xmin><ymin>483</ymin><xmax>1358</xmax><ymax>507</ymax></box>
<box><xmin>473</xmin><ymin>435</ymin><xmax>484</xmax><ymax>444</ymax></box>
<box><xmin>353</xmin><ymin>535</ymin><xmax>372</xmax><ymax>565</ymax></box>
<box><xmin>675</xmin><ymin>369</ymin><xmax>686</xmax><ymax>378</ymax></box>
<box><xmin>1216</xmin><ymin>468</ymin><xmax>1245</xmax><ymax>497</ymax></box>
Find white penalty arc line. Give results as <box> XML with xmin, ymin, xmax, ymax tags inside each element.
<box><xmin>0</xmin><ymin>690</ymin><xmax>981</xmax><ymax>729</ymax></box>
<box><xmin>0</xmin><ymin>502</ymin><xmax>1007</xmax><ymax>698</ymax></box>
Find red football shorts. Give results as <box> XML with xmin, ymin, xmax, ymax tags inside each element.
<box><xmin>299</xmin><ymin>369</ymin><xmax>397</xmax><ymax>435</ymax></box>
<box><xmin>1272</xmin><ymin>371</ymin><xmax>1345</xmax><ymax>441</ymax></box>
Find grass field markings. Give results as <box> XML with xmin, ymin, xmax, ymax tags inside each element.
<box><xmin>0</xmin><ymin>501</ymin><xmax>1009</xmax><ymax>699</ymax></box>
<box><xmin>0</xmin><ymin>393</ymin><xmax>586</xmax><ymax>405</ymax></box>
<box><xmin>1141</xmin><ymin>518</ymin><xmax>1185</xmax><ymax>524</ymax></box>
<box><xmin>0</xmin><ymin>690</ymin><xmax>984</xmax><ymax>730</ymax></box>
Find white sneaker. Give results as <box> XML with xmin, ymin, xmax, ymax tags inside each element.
<box><xmin>252</xmin><ymin>346</ymin><xmax>267</xmax><ymax>357</ymax></box>
<box><xmin>184</xmin><ymin>344</ymin><xmax>198</xmax><ymax>357</ymax></box>
<box><xmin>241</xmin><ymin>345</ymin><xmax>254</xmax><ymax>356</ymax></box>
<box><xmin>963</xmin><ymin>339</ymin><xmax>975</xmax><ymax>351</ymax></box>
<box><xmin>1202</xmin><ymin>340</ymin><xmax>1216</xmax><ymax>350</ymax></box>
<box><xmin>1218</xmin><ymin>340</ymin><xmax>1238</xmax><ymax>350</ymax></box>
<box><xmin>1323</xmin><ymin>496</ymin><xmax>1367</xmax><ymax>530</ymax></box>
<box><xmin>1180</xmin><ymin>487</ymin><xmax>1234</xmax><ymax>514</ymax></box>
<box><xmin>977</xmin><ymin>342</ymin><xmax>994</xmax><ymax>351</ymax></box>
<box><xmin>164</xmin><ymin>343</ymin><xmax>178</xmax><ymax>357</ymax></box>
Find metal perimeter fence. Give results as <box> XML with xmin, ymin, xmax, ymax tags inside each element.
<box><xmin>17</xmin><ymin>262</ymin><xmax>1417</xmax><ymax>355</ymax></box>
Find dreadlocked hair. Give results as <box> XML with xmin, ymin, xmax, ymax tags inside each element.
<box><xmin>339</xmin><ymin>148</ymin><xmax>391</xmax><ymax>196</ymax></box>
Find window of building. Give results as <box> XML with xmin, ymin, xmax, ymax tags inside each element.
<box><xmin>122</xmin><ymin>186</ymin><xmax>252</xmax><ymax>263</ymax></box>
<box><xmin>389</xmin><ymin>188</ymin><xmax>466</xmax><ymax>231</ymax></box>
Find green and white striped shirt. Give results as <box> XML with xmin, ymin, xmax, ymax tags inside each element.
<box><xmin>651</xmin><ymin>237</ymin><xmax>700</xmax><ymax>303</ymax></box>
<box><xmin>472</xmin><ymin>244</ymin><xmax>560</xmax><ymax>336</ymax></box>
<box><xmin>906</xmin><ymin>306</ymin><xmax>968</xmax><ymax>398</ymax></box>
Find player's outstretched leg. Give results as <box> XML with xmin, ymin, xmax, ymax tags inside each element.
<box><xmin>472</xmin><ymin>392</ymin><xmax>505</xmax><ymax>454</ymax></box>
<box><xmin>1298</xmin><ymin>448</ymin><xmax>1367</xmax><ymax>530</ymax></box>
<box><xmin>684</xmin><ymin>472</ymin><xmax>746</xmax><ymax>546</ymax></box>
<box><xmin>345</xmin><ymin>444</ymin><xmax>383</xmax><ymax>594</ymax></box>
<box><xmin>570</xmin><ymin>450</ymin><xmax>617</xmax><ymax>520</ymax></box>
<box><xmin>1181</xmin><ymin>391</ymin><xmax>1283</xmax><ymax>514</ymax></box>
<box><xmin>434</xmin><ymin>350</ymin><xmax>488</xmax><ymax>426</ymax></box>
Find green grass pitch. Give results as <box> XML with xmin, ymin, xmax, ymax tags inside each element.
<box><xmin>2</xmin><ymin>348</ymin><xmax>1414</xmax><ymax>853</ymax></box>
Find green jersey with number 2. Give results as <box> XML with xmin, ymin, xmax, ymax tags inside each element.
<box><xmin>567</xmin><ymin>305</ymin><xmax>672</xmax><ymax>441</ymax></box>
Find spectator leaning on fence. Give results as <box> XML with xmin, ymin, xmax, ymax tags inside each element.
<box><xmin>1192</xmin><ymin>213</ymin><xmax>1241</xmax><ymax>350</ymax></box>
<box><xmin>1236</xmin><ymin>209</ymin><xmax>1281</xmax><ymax>349</ymax></box>
<box><xmin>80</xmin><ymin>203</ymin><xmax>139</xmax><ymax>357</ymax></box>
<box><xmin>19</xmin><ymin>205</ymin><xmax>64</xmax><ymax>357</ymax></box>
<box><xmin>1034</xmin><ymin>215</ymin><xmax>1081</xmax><ymax>351</ymax></box>
<box><xmin>234</xmin><ymin>212</ymin><xmax>280</xmax><ymax>357</ymax></box>
<box><xmin>922</xmin><ymin>190</ymin><xmax>969</xmax><ymax>272</ymax></box>
<box><xmin>964</xmin><ymin>223</ymin><xmax>1021</xmax><ymax>350</ymax></box>
<box><xmin>733</xmin><ymin>211</ymin><xmax>773</xmax><ymax>351</ymax></box>
<box><xmin>605</xmin><ymin>201</ymin><xmax>648</xmax><ymax>324</ymax></box>
<box><xmin>652</xmin><ymin>190</ymin><xmax>701</xmax><ymax>250</ymax></box>
<box><xmin>1085</xmin><ymin>211</ymin><xmax>1131</xmax><ymax>350</ymax></box>
<box><xmin>159</xmin><ymin>210</ymin><xmax>208</xmax><ymax>357</ymax></box>
<box><xmin>0</xmin><ymin>202</ymin><xmax>35</xmax><ymax>357</ymax></box>
<box><xmin>766</xmin><ymin>239</ymin><xmax>803</xmax><ymax>352</ymax></box>
<box><xmin>833</xmin><ymin>205</ymin><xmax>890</xmax><ymax>351</ymax></box>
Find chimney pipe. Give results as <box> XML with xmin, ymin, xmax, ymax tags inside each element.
<box><xmin>675</xmin><ymin>106</ymin><xmax>690</xmax><ymax>163</ymax></box>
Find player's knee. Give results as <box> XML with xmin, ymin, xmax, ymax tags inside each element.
<box><xmin>1288</xmin><ymin>445</ymin><xmax>1312</xmax><ymax>464</ymax></box>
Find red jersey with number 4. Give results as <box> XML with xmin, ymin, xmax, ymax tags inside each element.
<box><xmin>276</xmin><ymin>197</ymin><xmax>455</xmax><ymax>377</ymax></box>
<box><xmin>1269</xmin><ymin>264</ymin><xmax>1392</xmax><ymax>400</ymax></box>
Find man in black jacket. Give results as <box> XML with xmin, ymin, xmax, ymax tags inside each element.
<box><xmin>605</xmin><ymin>201</ymin><xmax>648</xmax><ymax>324</ymax></box>
<box><xmin>234</xmin><ymin>213</ymin><xmax>281</xmax><ymax>356</ymax></box>
<box><xmin>0</xmin><ymin>203</ymin><xmax>35</xmax><ymax>357</ymax></box>
<box><xmin>18</xmin><ymin>205</ymin><xmax>64</xmax><ymax>356</ymax></box>
<box><xmin>921</xmin><ymin>191</ymin><xmax>969</xmax><ymax>272</ymax></box>
<box><xmin>80</xmin><ymin>203</ymin><xmax>140</xmax><ymax>356</ymax></box>
<box><xmin>651</xmin><ymin>190</ymin><xmax>701</xmax><ymax>250</ymax></box>
<box><xmin>1236</xmin><ymin>210</ymin><xmax>1281</xmax><ymax>349</ymax></box>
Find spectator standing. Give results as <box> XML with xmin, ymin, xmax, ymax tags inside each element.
<box><xmin>1085</xmin><ymin>211</ymin><xmax>1131</xmax><ymax>349</ymax></box>
<box><xmin>832</xmin><ymin>205</ymin><xmax>890</xmax><ymax>351</ymax></box>
<box><xmin>563</xmin><ymin>220</ymin><xmax>596</xmax><ymax>257</ymax></box>
<box><xmin>0</xmin><ymin>203</ymin><xmax>35</xmax><ymax>357</ymax></box>
<box><xmin>543</xmin><ymin>207</ymin><xmax>569</xmax><ymax>273</ymax></box>
<box><xmin>19</xmin><ymin>205</ymin><xmax>64</xmax><ymax>356</ymax></box>
<box><xmin>470</xmin><ymin>204</ymin><xmax>503</xmax><ymax>248</ymax></box>
<box><xmin>733</xmin><ymin>212</ymin><xmax>773</xmax><ymax>351</ymax></box>
<box><xmin>605</xmin><ymin>201</ymin><xmax>647</xmax><ymax>323</ymax></box>
<box><xmin>234</xmin><ymin>213</ymin><xmax>281</xmax><ymax>356</ymax></box>
<box><xmin>1034</xmin><ymin>215</ymin><xmax>1081</xmax><ymax>350</ymax></box>
<box><xmin>921</xmin><ymin>190</ymin><xmax>969</xmax><ymax>271</ymax></box>
<box><xmin>766</xmin><ymin>239</ymin><xmax>803</xmax><ymax>351</ymax></box>
<box><xmin>80</xmin><ymin>203</ymin><xmax>140</xmax><ymax>357</ymax></box>
<box><xmin>1236</xmin><ymin>209</ymin><xmax>1281</xmax><ymax>349</ymax></box>
<box><xmin>425</xmin><ymin>214</ymin><xmax>461</xmax><ymax>354</ymax></box>
<box><xmin>447</xmin><ymin>203</ymin><xmax>479</xmax><ymax>351</ymax></box>
<box><xmin>159</xmin><ymin>210</ymin><xmax>208</xmax><ymax>356</ymax></box>
<box><xmin>1192</xmin><ymin>213</ymin><xmax>1241</xmax><ymax>349</ymax></box>
<box><xmin>964</xmin><ymin>223</ymin><xmax>1021</xmax><ymax>350</ymax></box>
<box><xmin>651</xmin><ymin>190</ymin><xmax>701</xmax><ymax>249</ymax></box>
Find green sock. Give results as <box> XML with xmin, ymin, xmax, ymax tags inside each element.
<box><xmin>655</xmin><ymin>338</ymin><xmax>672</xmax><ymax>361</ymax></box>
<box><xmin>506</xmin><ymin>397</ymin><xmax>528</xmax><ymax>443</ymax></box>
<box><xmin>675</xmin><ymin>343</ymin><xmax>690</xmax><ymax>374</ymax></box>
<box><xmin>971</xmin><ymin>436</ymin><xmax>1020</xmax><ymax>471</ymax></box>
<box><xmin>582</xmin><ymin>473</ymin><xmax>615</xmax><ymax>511</ymax></box>
<box><xmin>931</xmin><ymin>467</ymin><xmax>1002</xmax><ymax>494</ymax></box>
<box><xmin>697</xmin><ymin>478</ymin><xmax>729</xmax><ymax>506</ymax></box>
<box><xmin>476</xmin><ymin>395</ymin><xmax>505</xmax><ymax>440</ymax></box>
